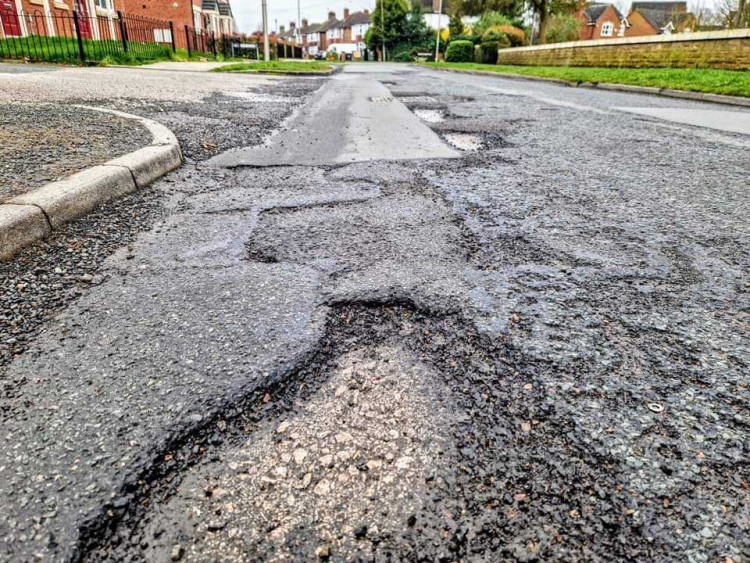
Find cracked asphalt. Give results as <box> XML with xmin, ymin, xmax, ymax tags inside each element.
<box><xmin>0</xmin><ymin>63</ymin><xmax>749</xmax><ymax>563</ymax></box>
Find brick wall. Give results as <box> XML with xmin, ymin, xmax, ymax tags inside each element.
<box><xmin>495</xmin><ymin>29</ymin><xmax>750</xmax><ymax>70</ymax></box>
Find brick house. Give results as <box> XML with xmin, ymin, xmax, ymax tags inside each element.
<box><xmin>0</xmin><ymin>0</ymin><xmax>234</xmax><ymax>38</ymax></box>
<box><xmin>625</xmin><ymin>1</ymin><xmax>696</xmax><ymax>36</ymax></box>
<box><xmin>577</xmin><ymin>3</ymin><xmax>625</xmax><ymax>39</ymax></box>
<box><xmin>341</xmin><ymin>9</ymin><xmax>370</xmax><ymax>44</ymax></box>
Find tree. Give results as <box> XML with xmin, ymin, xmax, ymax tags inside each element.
<box><xmin>543</xmin><ymin>13</ymin><xmax>580</xmax><ymax>42</ymax></box>
<box><xmin>367</xmin><ymin>0</ymin><xmax>412</xmax><ymax>58</ymax></box>
<box><xmin>404</xmin><ymin>0</ymin><xmax>430</xmax><ymax>43</ymax></box>
<box><xmin>448</xmin><ymin>9</ymin><xmax>465</xmax><ymax>36</ymax></box>
<box><xmin>528</xmin><ymin>0</ymin><xmax>583</xmax><ymax>44</ymax></box>
<box><xmin>452</xmin><ymin>0</ymin><xmax>523</xmax><ymax>17</ymax></box>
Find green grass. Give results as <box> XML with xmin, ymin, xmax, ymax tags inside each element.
<box><xmin>0</xmin><ymin>35</ymin><xmax>220</xmax><ymax>65</ymax></box>
<box><xmin>422</xmin><ymin>62</ymin><xmax>750</xmax><ymax>98</ymax></box>
<box><xmin>212</xmin><ymin>60</ymin><xmax>333</xmax><ymax>74</ymax></box>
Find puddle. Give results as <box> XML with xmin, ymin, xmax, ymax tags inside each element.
<box><xmin>413</xmin><ymin>109</ymin><xmax>445</xmax><ymax>123</ymax></box>
<box><xmin>444</xmin><ymin>133</ymin><xmax>483</xmax><ymax>151</ymax></box>
<box><xmin>226</xmin><ymin>92</ymin><xmax>292</xmax><ymax>103</ymax></box>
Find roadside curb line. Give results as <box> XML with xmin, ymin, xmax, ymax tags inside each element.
<box><xmin>422</xmin><ymin>67</ymin><xmax>750</xmax><ymax>108</ymax></box>
<box><xmin>0</xmin><ymin>107</ymin><xmax>182</xmax><ymax>260</ymax></box>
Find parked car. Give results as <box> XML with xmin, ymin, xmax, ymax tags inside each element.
<box><xmin>314</xmin><ymin>51</ymin><xmax>327</xmax><ymax>60</ymax></box>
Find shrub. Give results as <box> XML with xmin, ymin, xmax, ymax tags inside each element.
<box><xmin>393</xmin><ymin>51</ymin><xmax>415</xmax><ymax>62</ymax></box>
<box><xmin>472</xmin><ymin>11</ymin><xmax>514</xmax><ymax>38</ymax></box>
<box><xmin>445</xmin><ymin>39</ymin><xmax>475</xmax><ymax>62</ymax></box>
<box><xmin>497</xmin><ymin>25</ymin><xmax>526</xmax><ymax>46</ymax></box>
<box><xmin>325</xmin><ymin>50</ymin><xmax>339</xmax><ymax>61</ymax></box>
<box><xmin>475</xmin><ymin>41</ymin><xmax>500</xmax><ymax>64</ymax></box>
<box><xmin>544</xmin><ymin>14</ymin><xmax>581</xmax><ymax>44</ymax></box>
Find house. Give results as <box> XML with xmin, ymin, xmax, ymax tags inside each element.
<box><xmin>315</xmin><ymin>10</ymin><xmax>340</xmax><ymax>51</ymax></box>
<box><xmin>0</xmin><ymin>0</ymin><xmax>235</xmax><ymax>39</ymax></box>
<box><xmin>625</xmin><ymin>1</ymin><xmax>695</xmax><ymax>35</ymax></box>
<box><xmin>577</xmin><ymin>3</ymin><xmax>625</xmax><ymax>39</ymax></box>
<box><xmin>341</xmin><ymin>9</ymin><xmax>370</xmax><ymax>45</ymax></box>
<box><xmin>298</xmin><ymin>18</ymin><xmax>322</xmax><ymax>55</ymax></box>
<box><xmin>418</xmin><ymin>0</ymin><xmax>477</xmax><ymax>31</ymax></box>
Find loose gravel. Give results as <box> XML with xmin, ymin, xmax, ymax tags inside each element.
<box><xmin>0</xmin><ymin>102</ymin><xmax>151</xmax><ymax>201</ymax></box>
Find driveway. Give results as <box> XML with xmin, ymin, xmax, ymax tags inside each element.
<box><xmin>0</xmin><ymin>63</ymin><xmax>748</xmax><ymax>563</ymax></box>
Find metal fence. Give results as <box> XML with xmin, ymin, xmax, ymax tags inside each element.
<box><xmin>0</xmin><ymin>9</ymin><xmax>300</xmax><ymax>64</ymax></box>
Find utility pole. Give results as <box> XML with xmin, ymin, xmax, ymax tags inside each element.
<box><xmin>262</xmin><ymin>0</ymin><xmax>270</xmax><ymax>61</ymax></box>
<box><xmin>381</xmin><ymin>0</ymin><xmax>385</xmax><ymax>61</ymax></box>
<box><xmin>297</xmin><ymin>0</ymin><xmax>301</xmax><ymax>43</ymax></box>
<box><xmin>434</xmin><ymin>0</ymin><xmax>443</xmax><ymax>61</ymax></box>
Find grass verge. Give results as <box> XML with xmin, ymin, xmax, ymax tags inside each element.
<box><xmin>212</xmin><ymin>61</ymin><xmax>334</xmax><ymax>74</ymax></box>
<box><xmin>422</xmin><ymin>62</ymin><xmax>750</xmax><ymax>98</ymax></box>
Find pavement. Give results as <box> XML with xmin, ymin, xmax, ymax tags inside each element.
<box><xmin>0</xmin><ymin>103</ymin><xmax>151</xmax><ymax>202</ymax></box>
<box><xmin>0</xmin><ymin>63</ymin><xmax>748</xmax><ymax>563</ymax></box>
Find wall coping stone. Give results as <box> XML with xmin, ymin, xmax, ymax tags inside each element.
<box><xmin>500</xmin><ymin>28</ymin><xmax>750</xmax><ymax>53</ymax></box>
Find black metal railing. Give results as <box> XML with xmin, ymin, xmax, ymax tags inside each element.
<box><xmin>0</xmin><ymin>8</ymin><xmax>245</xmax><ymax>63</ymax></box>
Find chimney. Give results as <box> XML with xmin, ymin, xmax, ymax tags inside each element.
<box><xmin>289</xmin><ymin>21</ymin><xmax>295</xmax><ymax>30</ymax></box>
<box><xmin>343</xmin><ymin>8</ymin><xmax>350</xmax><ymax>19</ymax></box>
<box><xmin>280</xmin><ymin>25</ymin><xmax>285</xmax><ymax>34</ymax></box>
<box><xmin>302</xmin><ymin>18</ymin><xmax>308</xmax><ymax>26</ymax></box>
<box><xmin>364</xmin><ymin>8</ymin><xmax>369</xmax><ymax>14</ymax></box>
<box><xmin>328</xmin><ymin>10</ymin><xmax>335</xmax><ymax>19</ymax></box>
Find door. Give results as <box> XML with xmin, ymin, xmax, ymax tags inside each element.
<box><xmin>0</xmin><ymin>0</ymin><xmax>22</xmax><ymax>37</ymax></box>
<box><xmin>73</xmin><ymin>0</ymin><xmax>92</xmax><ymax>38</ymax></box>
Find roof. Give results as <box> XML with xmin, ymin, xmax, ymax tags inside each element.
<box><xmin>299</xmin><ymin>23</ymin><xmax>321</xmax><ymax>35</ymax></box>
<box><xmin>630</xmin><ymin>1</ymin><xmax>687</xmax><ymax>13</ymax></box>
<box><xmin>635</xmin><ymin>7</ymin><xmax>691</xmax><ymax>29</ymax></box>
<box><xmin>316</xmin><ymin>17</ymin><xmax>340</xmax><ymax>32</ymax></box>
<box><xmin>583</xmin><ymin>3</ymin><xmax>609</xmax><ymax>22</ymax></box>
<box><xmin>342</xmin><ymin>10</ymin><xmax>371</xmax><ymax>26</ymax></box>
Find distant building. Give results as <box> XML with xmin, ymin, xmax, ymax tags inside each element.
<box><xmin>625</xmin><ymin>1</ymin><xmax>696</xmax><ymax>35</ymax></box>
<box><xmin>577</xmin><ymin>3</ymin><xmax>625</xmax><ymax>39</ymax></box>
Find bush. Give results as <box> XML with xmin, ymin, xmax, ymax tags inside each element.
<box><xmin>497</xmin><ymin>25</ymin><xmax>526</xmax><ymax>46</ymax></box>
<box><xmin>445</xmin><ymin>39</ymin><xmax>475</xmax><ymax>62</ymax></box>
<box><xmin>475</xmin><ymin>41</ymin><xmax>500</xmax><ymax>64</ymax></box>
<box><xmin>472</xmin><ymin>11</ymin><xmax>514</xmax><ymax>38</ymax></box>
<box><xmin>544</xmin><ymin>14</ymin><xmax>581</xmax><ymax>44</ymax></box>
<box><xmin>325</xmin><ymin>50</ymin><xmax>339</xmax><ymax>61</ymax></box>
<box><xmin>393</xmin><ymin>51</ymin><xmax>415</xmax><ymax>62</ymax></box>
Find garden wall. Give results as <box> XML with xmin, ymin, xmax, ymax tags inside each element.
<box><xmin>495</xmin><ymin>29</ymin><xmax>750</xmax><ymax>70</ymax></box>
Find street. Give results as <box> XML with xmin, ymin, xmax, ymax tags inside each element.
<box><xmin>0</xmin><ymin>62</ymin><xmax>749</xmax><ymax>562</ymax></box>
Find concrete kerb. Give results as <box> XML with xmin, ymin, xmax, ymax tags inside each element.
<box><xmin>0</xmin><ymin>107</ymin><xmax>183</xmax><ymax>260</ymax></box>
<box><xmin>423</xmin><ymin>66</ymin><xmax>750</xmax><ymax>108</ymax></box>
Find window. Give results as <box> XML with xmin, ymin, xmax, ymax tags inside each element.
<box><xmin>94</xmin><ymin>0</ymin><xmax>112</xmax><ymax>10</ymax></box>
<box><xmin>600</xmin><ymin>21</ymin><xmax>614</xmax><ymax>36</ymax></box>
<box><xmin>193</xmin><ymin>9</ymin><xmax>201</xmax><ymax>29</ymax></box>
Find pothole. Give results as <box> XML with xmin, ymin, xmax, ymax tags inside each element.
<box><xmin>413</xmin><ymin>108</ymin><xmax>445</xmax><ymax>123</ymax></box>
<box><xmin>444</xmin><ymin>133</ymin><xmax>483</xmax><ymax>151</ymax></box>
<box><xmin>137</xmin><ymin>345</ymin><xmax>452</xmax><ymax>562</ymax></box>
<box><xmin>225</xmin><ymin>92</ymin><xmax>293</xmax><ymax>103</ymax></box>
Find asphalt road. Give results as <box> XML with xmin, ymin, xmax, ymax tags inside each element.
<box><xmin>0</xmin><ymin>63</ymin><xmax>748</xmax><ymax>563</ymax></box>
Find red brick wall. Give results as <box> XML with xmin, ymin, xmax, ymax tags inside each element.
<box><xmin>114</xmin><ymin>0</ymin><xmax>193</xmax><ymax>30</ymax></box>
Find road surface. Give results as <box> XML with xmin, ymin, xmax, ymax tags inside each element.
<box><xmin>0</xmin><ymin>63</ymin><xmax>748</xmax><ymax>562</ymax></box>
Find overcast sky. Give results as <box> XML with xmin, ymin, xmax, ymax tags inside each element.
<box><xmin>232</xmin><ymin>0</ymin><xmax>720</xmax><ymax>34</ymax></box>
<box><xmin>234</xmin><ymin>0</ymin><xmax>375</xmax><ymax>33</ymax></box>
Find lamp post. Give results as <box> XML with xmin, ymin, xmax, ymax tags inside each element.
<box><xmin>434</xmin><ymin>0</ymin><xmax>443</xmax><ymax>61</ymax></box>
<box><xmin>381</xmin><ymin>0</ymin><xmax>385</xmax><ymax>61</ymax></box>
<box><xmin>262</xmin><ymin>0</ymin><xmax>270</xmax><ymax>61</ymax></box>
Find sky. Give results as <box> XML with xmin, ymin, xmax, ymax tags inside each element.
<box><xmin>234</xmin><ymin>0</ymin><xmax>376</xmax><ymax>33</ymax></box>
<box><xmin>232</xmin><ymin>0</ymin><xmax>722</xmax><ymax>34</ymax></box>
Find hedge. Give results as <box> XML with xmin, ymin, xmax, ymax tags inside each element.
<box><xmin>445</xmin><ymin>40</ymin><xmax>474</xmax><ymax>63</ymax></box>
